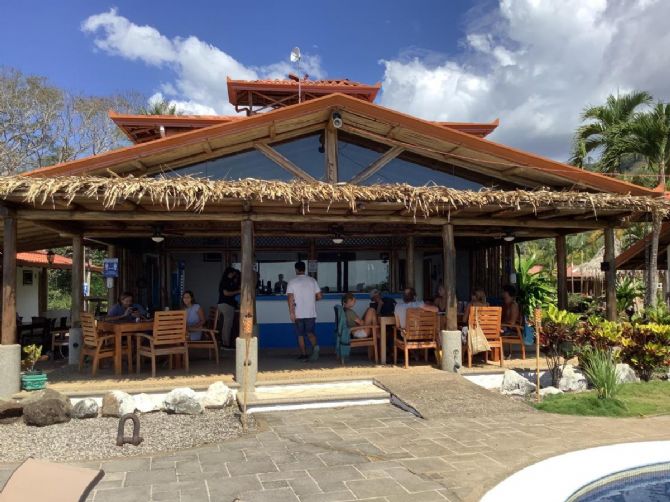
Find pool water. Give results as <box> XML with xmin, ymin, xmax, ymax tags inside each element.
<box><xmin>570</xmin><ymin>463</ymin><xmax>670</xmax><ymax>502</ymax></box>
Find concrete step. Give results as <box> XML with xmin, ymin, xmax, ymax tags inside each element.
<box><xmin>237</xmin><ymin>380</ymin><xmax>390</xmax><ymax>414</ymax></box>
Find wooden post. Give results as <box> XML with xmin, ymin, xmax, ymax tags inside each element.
<box><xmin>38</xmin><ymin>267</ymin><xmax>48</xmax><ymax>316</ymax></box>
<box><xmin>666</xmin><ymin>245</ymin><xmax>670</xmax><ymax>306</ymax></box>
<box><xmin>556</xmin><ymin>235</ymin><xmax>568</xmax><ymax>310</ymax></box>
<box><xmin>106</xmin><ymin>245</ymin><xmax>117</xmax><ymax>311</ymax></box>
<box><xmin>324</xmin><ymin>122</ymin><xmax>338</xmax><ymax>183</ymax></box>
<box><xmin>442</xmin><ymin>225</ymin><xmax>457</xmax><ymax>330</ymax></box>
<box><xmin>406</xmin><ymin>236</ymin><xmax>415</xmax><ymax>290</ymax></box>
<box><xmin>71</xmin><ymin>235</ymin><xmax>83</xmax><ymax>328</ymax></box>
<box><xmin>647</xmin><ymin>213</ymin><xmax>662</xmax><ymax>307</ymax></box>
<box><xmin>239</xmin><ymin>220</ymin><xmax>255</xmax><ymax>339</ymax></box>
<box><xmin>604</xmin><ymin>227</ymin><xmax>617</xmax><ymax>321</ymax></box>
<box><xmin>2</xmin><ymin>214</ymin><xmax>17</xmax><ymax>345</ymax></box>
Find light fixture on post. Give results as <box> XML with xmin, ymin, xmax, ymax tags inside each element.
<box><xmin>46</xmin><ymin>249</ymin><xmax>55</xmax><ymax>267</ymax></box>
<box><xmin>151</xmin><ymin>226</ymin><xmax>165</xmax><ymax>243</ymax></box>
<box><xmin>331</xmin><ymin>111</ymin><xmax>343</xmax><ymax>129</ymax></box>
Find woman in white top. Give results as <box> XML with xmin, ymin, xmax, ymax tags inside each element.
<box><xmin>182</xmin><ymin>290</ymin><xmax>206</xmax><ymax>341</ymax></box>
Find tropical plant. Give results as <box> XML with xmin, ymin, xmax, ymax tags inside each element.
<box><xmin>541</xmin><ymin>305</ymin><xmax>580</xmax><ymax>387</ymax></box>
<box><xmin>579</xmin><ymin>346</ymin><xmax>621</xmax><ymax>399</ymax></box>
<box><xmin>140</xmin><ymin>99</ymin><xmax>180</xmax><ymax>116</ymax></box>
<box><xmin>515</xmin><ymin>251</ymin><xmax>556</xmax><ymax>319</ymax></box>
<box><xmin>618</xmin><ymin>323</ymin><xmax>670</xmax><ymax>381</ymax></box>
<box><xmin>632</xmin><ymin>301</ymin><xmax>670</xmax><ymax>325</ymax></box>
<box><xmin>22</xmin><ymin>344</ymin><xmax>43</xmax><ymax>372</ymax></box>
<box><xmin>616</xmin><ymin>276</ymin><xmax>643</xmax><ymax>315</ymax></box>
<box><xmin>627</xmin><ymin>102</ymin><xmax>670</xmax><ymax>188</ymax></box>
<box><xmin>571</xmin><ymin>90</ymin><xmax>652</xmax><ymax>171</ymax></box>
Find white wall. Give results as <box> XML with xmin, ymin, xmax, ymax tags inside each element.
<box><xmin>17</xmin><ymin>266</ymin><xmax>39</xmax><ymax>320</ymax></box>
<box><xmin>172</xmin><ymin>252</ymin><xmax>226</xmax><ymax>310</ymax></box>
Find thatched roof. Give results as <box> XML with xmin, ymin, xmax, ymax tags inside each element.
<box><xmin>0</xmin><ymin>175</ymin><xmax>667</xmax><ymax>217</ymax></box>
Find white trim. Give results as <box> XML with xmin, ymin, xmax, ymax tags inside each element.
<box><xmin>247</xmin><ymin>398</ymin><xmax>390</xmax><ymax>414</ymax></box>
<box><xmin>482</xmin><ymin>441</ymin><xmax>670</xmax><ymax>502</ymax></box>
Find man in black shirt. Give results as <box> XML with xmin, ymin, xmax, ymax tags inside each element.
<box><xmin>218</xmin><ymin>267</ymin><xmax>240</xmax><ymax>348</ymax></box>
<box><xmin>369</xmin><ymin>289</ymin><xmax>396</xmax><ymax>317</ymax></box>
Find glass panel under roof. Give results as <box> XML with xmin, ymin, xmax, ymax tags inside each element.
<box><xmin>154</xmin><ymin>134</ymin><xmax>326</xmax><ymax>182</ymax></box>
<box><xmin>156</xmin><ymin>148</ymin><xmax>294</xmax><ymax>181</ymax></box>
<box><xmin>338</xmin><ymin>140</ymin><xmax>484</xmax><ymax>189</ymax></box>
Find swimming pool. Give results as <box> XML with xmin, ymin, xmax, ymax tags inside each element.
<box><xmin>481</xmin><ymin>441</ymin><xmax>670</xmax><ymax>502</ymax></box>
<box><xmin>568</xmin><ymin>463</ymin><xmax>670</xmax><ymax>501</ymax></box>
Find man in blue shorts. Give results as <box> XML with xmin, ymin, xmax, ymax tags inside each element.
<box><xmin>287</xmin><ymin>261</ymin><xmax>322</xmax><ymax>361</ymax></box>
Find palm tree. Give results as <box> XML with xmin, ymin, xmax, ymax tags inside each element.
<box><xmin>140</xmin><ymin>99</ymin><xmax>180</xmax><ymax>116</ymax></box>
<box><xmin>627</xmin><ymin>102</ymin><xmax>670</xmax><ymax>189</ymax></box>
<box><xmin>571</xmin><ymin>91</ymin><xmax>652</xmax><ymax>170</ymax></box>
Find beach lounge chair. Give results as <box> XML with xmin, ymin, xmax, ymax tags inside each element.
<box><xmin>0</xmin><ymin>458</ymin><xmax>103</xmax><ymax>502</ymax></box>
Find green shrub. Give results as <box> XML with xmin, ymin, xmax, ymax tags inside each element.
<box><xmin>541</xmin><ymin>305</ymin><xmax>580</xmax><ymax>387</ymax></box>
<box><xmin>579</xmin><ymin>346</ymin><xmax>621</xmax><ymax>399</ymax></box>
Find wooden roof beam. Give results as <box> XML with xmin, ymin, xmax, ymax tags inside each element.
<box><xmin>349</xmin><ymin>146</ymin><xmax>404</xmax><ymax>185</ymax></box>
<box><xmin>254</xmin><ymin>142</ymin><xmax>317</xmax><ymax>182</ymax></box>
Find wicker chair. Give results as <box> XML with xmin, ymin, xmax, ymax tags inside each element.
<box><xmin>78</xmin><ymin>312</ymin><xmax>132</xmax><ymax>376</ymax></box>
<box><xmin>187</xmin><ymin>306</ymin><xmax>220</xmax><ymax>364</ymax></box>
<box><xmin>393</xmin><ymin>308</ymin><xmax>439</xmax><ymax>369</ymax></box>
<box><xmin>136</xmin><ymin>310</ymin><xmax>189</xmax><ymax>377</ymax></box>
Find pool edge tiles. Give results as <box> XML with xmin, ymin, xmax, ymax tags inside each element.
<box><xmin>567</xmin><ymin>462</ymin><xmax>670</xmax><ymax>502</ymax></box>
<box><xmin>480</xmin><ymin>441</ymin><xmax>670</xmax><ymax>502</ymax></box>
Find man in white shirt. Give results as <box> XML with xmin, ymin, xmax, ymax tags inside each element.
<box><xmin>287</xmin><ymin>261</ymin><xmax>322</xmax><ymax>361</ymax></box>
<box><xmin>394</xmin><ymin>287</ymin><xmax>438</xmax><ymax>329</ymax></box>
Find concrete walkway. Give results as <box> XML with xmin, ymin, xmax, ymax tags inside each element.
<box><xmin>3</xmin><ymin>375</ymin><xmax>670</xmax><ymax>501</ymax></box>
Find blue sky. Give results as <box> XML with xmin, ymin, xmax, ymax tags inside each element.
<box><xmin>2</xmin><ymin>1</ymin><xmax>670</xmax><ymax>160</ymax></box>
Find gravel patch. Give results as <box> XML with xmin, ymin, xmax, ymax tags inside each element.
<box><xmin>0</xmin><ymin>407</ymin><xmax>255</xmax><ymax>463</ymax></box>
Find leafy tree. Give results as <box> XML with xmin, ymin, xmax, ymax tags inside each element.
<box><xmin>140</xmin><ymin>99</ymin><xmax>180</xmax><ymax>116</ymax></box>
<box><xmin>515</xmin><ymin>251</ymin><xmax>556</xmax><ymax>319</ymax></box>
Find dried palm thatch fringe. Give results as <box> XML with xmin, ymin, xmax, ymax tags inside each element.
<box><xmin>0</xmin><ymin>175</ymin><xmax>667</xmax><ymax>218</ymax></box>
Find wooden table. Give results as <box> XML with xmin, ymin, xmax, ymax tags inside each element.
<box><xmin>379</xmin><ymin>316</ymin><xmax>396</xmax><ymax>365</ymax></box>
<box><xmin>98</xmin><ymin>320</ymin><xmax>154</xmax><ymax>375</ymax></box>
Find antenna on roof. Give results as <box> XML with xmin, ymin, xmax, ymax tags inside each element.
<box><xmin>290</xmin><ymin>47</ymin><xmax>302</xmax><ymax>103</ymax></box>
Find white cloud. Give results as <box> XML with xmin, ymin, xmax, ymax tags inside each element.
<box><xmin>82</xmin><ymin>9</ymin><xmax>324</xmax><ymax>115</ymax></box>
<box><xmin>379</xmin><ymin>0</ymin><xmax>670</xmax><ymax>160</ymax></box>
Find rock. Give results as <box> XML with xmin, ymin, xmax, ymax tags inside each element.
<box><xmin>101</xmin><ymin>391</ymin><xmax>136</xmax><ymax>417</ymax></box>
<box><xmin>200</xmin><ymin>382</ymin><xmax>233</xmax><ymax>409</ymax></box>
<box><xmin>501</xmin><ymin>370</ymin><xmax>536</xmax><ymax>395</ymax></box>
<box><xmin>0</xmin><ymin>399</ymin><xmax>24</xmax><ymax>424</ymax></box>
<box><xmin>72</xmin><ymin>398</ymin><xmax>99</xmax><ymax>419</ymax></box>
<box><xmin>540</xmin><ymin>386</ymin><xmax>564</xmax><ymax>397</ymax></box>
<box><xmin>134</xmin><ymin>393</ymin><xmax>161</xmax><ymax>413</ymax></box>
<box><xmin>615</xmin><ymin>363</ymin><xmax>640</xmax><ymax>384</ymax></box>
<box><xmin>164</xmin><ymin>388</ymin><xmax>203</xmax><ymax>415</ymax></box>
<box><xmin>22</xmin><ymin>389</ymin><xmax>72</xmax><ymax>427</ymax></box>
<box><xmin>559</xmin><ymin>365</ymin><xmax>588</xmax><ymax>392</ymax></box>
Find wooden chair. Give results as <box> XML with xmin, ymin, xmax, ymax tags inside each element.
<box><xmin>466</xmin><ymin>306</ymin><xmax>503</xmax><ymax>368</ymax></box>
<box><xmin>501</xmin><ymin>323</ymin><xmax>526</xmax><ymax>360</ymax></box>
<box><xmin>393</xmin><ymin>308</ymin><xmax>439</xmax><ymax>369</ymax></box>
<box><xmin>334</xmin><ymin>306</ymin><xmax>379</xmax><ymax>364</ymax></box>
<box><xmin>51</xmin><ymin>328</ymin><xmax>69</xmax><ymax>359</ymax></box>
<box><xmin>137</xmin><ymin>310</ymin><xmax>189</xmax><ymax>377</ymax></box>
<box><xmin>187</xmin><ymin>307</ymin><xmax>220</xmax><ymax>365</ymax></box>
<box><xmin>78</xmin><ymin>312</ymin><xmax>132</xmax><ymax>376</ymax></box>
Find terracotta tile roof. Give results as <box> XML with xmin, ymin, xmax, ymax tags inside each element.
<box><xmin>16</xmin><ymin>251</ymin><xmax>102</xmax><ymax>272</ymax></box>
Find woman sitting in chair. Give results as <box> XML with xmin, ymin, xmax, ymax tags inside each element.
<box><xmin>182</xmin><ymin>290</ymin><xmax>205</xmax><ymax>341</ymax></box>
<box><xmin>342</xmin><ymin>293</ymin><xmax>377</xmax><ymax>339</ymax></box>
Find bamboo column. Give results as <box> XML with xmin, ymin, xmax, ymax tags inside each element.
<box><xmin>71</xmin><ymin>235</ymin><xmax>83</xmax><ymax>328</ymax></box>
<box><xmin>2</xmin><ymin>213</ymin><xmax>17</xmax><ymax>345</ymax></box>
<box><xmin>406</xmin><ymin>236</ymin><xmax>415</xmax><ymax>290</ymax></box>
<box><xmin>556</xmin><ymin>235</ymin><xmax>568</xmax><ymax>310</ymax></box>
<box><xmin>604</xmin><ymin>227</ymin><xmax>617</xmax><ymax>321</ymax></box>
<box><xmin>239</xmin><ymin>220</ymin><xmax>255</xmax><ymax>337</ymax></box>
<box><xmin>442</xmin><ymin>225</ymin><xmax>457</xmax><ymax>330</ymax></box>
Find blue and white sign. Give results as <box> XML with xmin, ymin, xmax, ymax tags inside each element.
<box><xmin>83</xmin><ymin>282</ymin><xmax>90</xmax><ymax>297</ymax></box>
<box><xmin>103</xmin><ymin>258</ymin><xmax>119</xmax><ymax>278</ymax></box>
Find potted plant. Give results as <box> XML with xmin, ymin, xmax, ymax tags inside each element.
<box><xmin>21</xmin><ymin>344</ymin><xmax>48</xmax><ymax>391</ymax></box>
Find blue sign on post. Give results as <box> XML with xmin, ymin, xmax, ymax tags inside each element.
<box><xmin>103</xmin><ymin>258</ymin><xmax>119</xmax><ymax>278</ymax></box>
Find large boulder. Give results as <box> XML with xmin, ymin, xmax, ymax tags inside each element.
<box><xmin>501</xmin><ymin>370</ymin><xmax>536</xmax><ymax>395</ymax></box>
<box><xmin>615</xmin><ymin>364</ymin><xmax>640</xmax><ymax>384</ymax></box>
<box><xmin>101</xmin><ymin>391</ymin><xmax>136</xmax><ymax>417</ymax></box>
<box><xmin>164</xmin><ymin>388</ymin><xmax>203</xmax><ymax>415</ymax></box>
<box><xmin>540</xmin><ymin>386</ymin><xmax>564</xmax><ymax>397</ymax></box>
<box><xmin>559</xmin><ymin>365</ymin><xmax>588</xmax><ymax>392</ymax></box>
<box><xmin>22</xmin><ymin>389</ymin><xmax>72</xmax><ymax>426</ymax></box>
<box><xmin>0</xmin><ymin>399</ymin><xmax>24</xmax><ymax>424</ymax></box>
<box><xmin>199</xmin><ymin>382</ymin><xmax>233</xmax><ymax>409</ymax></box>
<box><xmin>72</xmin><ymin>398</ymin><xmax>99</xmax><ymax>419</ymax></box>
<box><xmin>134</xmin><ymin>393</ymin><xmax>161</xmax><ymax>413</ymax></box>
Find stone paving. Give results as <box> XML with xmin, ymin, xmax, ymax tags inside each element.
<box><xmin>4</xmin><ymin>402</ymin><xmax>670</xmax><ymax>502</ymax></box>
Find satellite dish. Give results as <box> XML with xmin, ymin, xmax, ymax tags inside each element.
<box><xmin>290</xmin><ymin>47</ymin><xmax>301</xmax><ymax>63</ymax></box>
